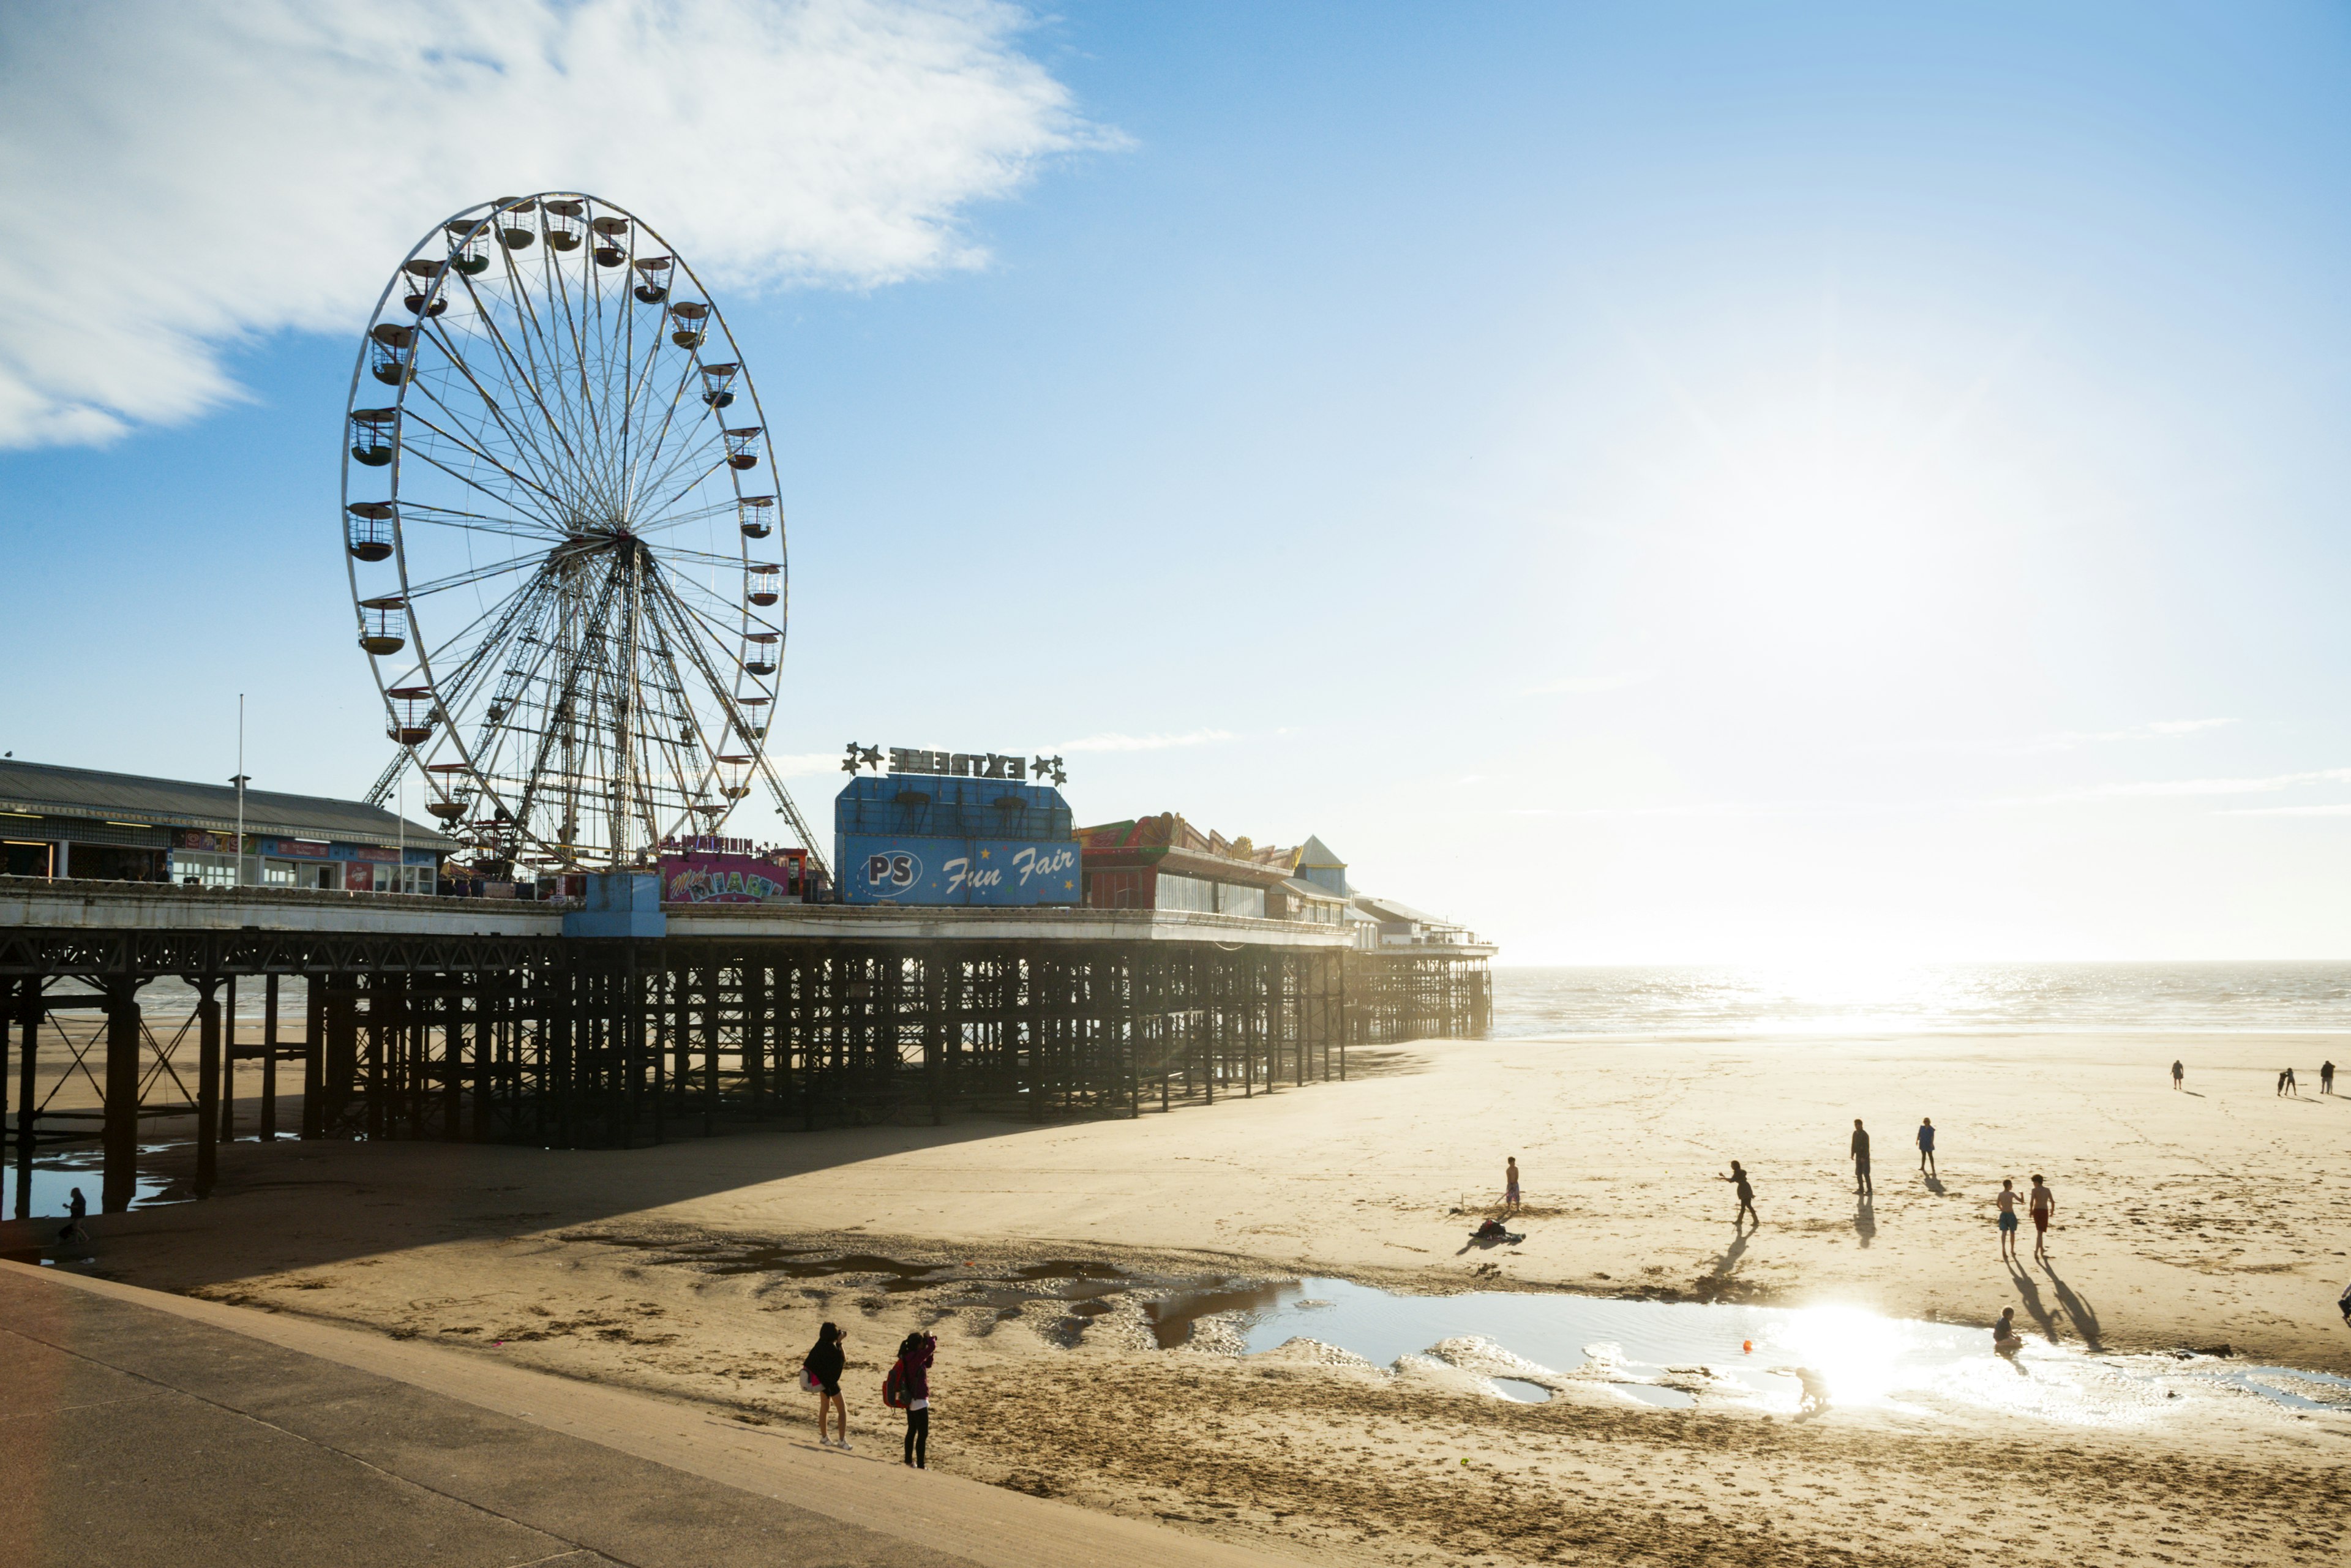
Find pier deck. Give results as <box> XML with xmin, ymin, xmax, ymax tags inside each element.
<box><xmin>0</xmin><ymin>877</ymin><xmax>1491</xmax><ymax>1218</ymax></box>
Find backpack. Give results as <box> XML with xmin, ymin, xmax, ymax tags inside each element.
<box><xmin>882</xmin><ymin>1360</ymin><xmax>909</xmax><ymax>1409</ymax></box>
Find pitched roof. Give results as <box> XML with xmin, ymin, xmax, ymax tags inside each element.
<box><xmin>1296</xmin><ymin>835</ymin><xmax>1346</xmax><ymax>870</ymax></box>
<box><xmin>0</xmin><ymin>757</ymin><xmax>454</xmax><ymax>849</ymax></box>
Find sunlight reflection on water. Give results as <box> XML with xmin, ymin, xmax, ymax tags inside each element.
<box><xmin>1491</xmin><ymin>962</ymin><xmax>2351</xmax><ymax>1038</ymax></box>
<box><xmin>1220</xmin><ymin>1278</ymin><xmax>2349</xmax><ymax>1427</ymax></box>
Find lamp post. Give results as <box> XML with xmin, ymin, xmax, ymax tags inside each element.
<box><xmin>229</xmin><ymin>693</ymin><xmax>248</xmax><ymax>889</ymax></box>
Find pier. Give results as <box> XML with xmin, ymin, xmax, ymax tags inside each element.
<box><xmin>1</xmin><ymin>877</ymin><xmax>1492</xmax><ymax>1216</ymax></box>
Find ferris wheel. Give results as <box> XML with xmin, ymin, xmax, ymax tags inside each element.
<box><xmin>342</xmin><ymin>193</ymin><xmax>820</xmax><ymax>874</ymax></box>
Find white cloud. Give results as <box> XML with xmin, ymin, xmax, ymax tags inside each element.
<box><xmin>2219</xmin><ymin>803</ymin><xmax>2351</xmax><ymax>817</ymax></box>
<box><xmin>767</xmin><ymin>750</ymin><xmax>860</xmax><ymax>780</ymax></box>
<box><xmin>1054</xmin><ymin>730</ymin><xmax>1238</xmax><ymax>752</ymax></box>
<box><xmin>1874</xmin><ymin>718</ymin><xmax>2237</xmax><ymax>756</ymax></box>
<box><xmin>2052</xmin><ymin>767</ymin><xmax>2351</xmax><ymax>800</ymax></box>
<box><xmin>1521</xmin><ymin>672</ymin><xmax>1648</xmax><ymax>696</ymax></box>
<box><xmin>0</xmin><ymin>0</ymin><xmax>1100</xmax><ymax>446</ymax></box>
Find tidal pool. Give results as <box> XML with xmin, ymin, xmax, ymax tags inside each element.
<box><xmin>1201</xmin><ymin>1275</ymin><xmax>2351</xmax><ymax>1426</ymax></box>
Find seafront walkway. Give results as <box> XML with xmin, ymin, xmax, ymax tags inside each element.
<box><xmin>0</xmin><ymin>1261</ymin><xmax>1313</xmax><ymax>1568</ymax></box>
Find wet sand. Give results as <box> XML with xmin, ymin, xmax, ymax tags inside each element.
<box><xmin>19</xmin><ymin>1032</ymin><xmax>2351</xmax><ymax>1566</ymax></box>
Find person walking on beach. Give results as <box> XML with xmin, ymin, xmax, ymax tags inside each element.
<box><xmin>2028</xmin><ymin>1174</ymin><xmax>2055</xmax><ymax>1261</ymax></box>
<box><xmin>2171</xmin><ymin>1059</ymin><xmax>2184</xmax><ymax>1090</ymax></box>
<box><xmin>1720</xmin><ymin>1161</ymin><xmax>1757</xmax><ymax>1228</ymax></box>
<box><xmin>889</xmin><ymin>1331</ymin><xmax>937</xmax><ymax>1468</ymax></box>
<box><xmin>1916</xmin><ymin>1118</ymin><xmax>1937</xmax><ymax>1179</ymax></box>
<box><xmin>804</xmin><ymin>1322</ymin><xmax>850</xmax><ymax>1450</ymax></box>
<box><xmin>1850</xmin><ymin>1119</ymin><xmax>1873</xmax><ymax>1199</ymax></box>
<box><xmin>1504</xmin><ymin>1156</ymin><xmax>1521</xmax><ymax>1210</ymax></box>
<box><xmin>56</xmin><ymin>1186</ymin><xmax>87</xmax><ymax>1248</ymax></box>
<box><xmin>2279</xmin><ymin>1067</ymin><xmax>2299</xmax><ymax>1098</ymax></box>
<box><xmin>1997</xmin><ymin>1179</ymin><xmax>2021</xmax><ymax>1262</ymax></box>
<box><xmin>2323</xmin><ymin>1060</ymin><xmax>2337</xmax><ymax>1095</ymax></box>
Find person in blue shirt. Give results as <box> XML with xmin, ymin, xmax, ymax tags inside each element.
<box><xmin>1916</xmin><ymin>1118</ymin><xmax>1937</xmax><ymax>1179</ymax></box>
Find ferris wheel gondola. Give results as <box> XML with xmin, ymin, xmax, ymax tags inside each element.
<box><xmin>341</xmin><ymin>192</ymin><xmax>821</xmax><ymax>874</ymax></box>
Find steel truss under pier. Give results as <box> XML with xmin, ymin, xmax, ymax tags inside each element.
<box><xmin>0</xmin><ymin>926</ymin><xmax>1490</xmax><ymax>1215</ymax></box>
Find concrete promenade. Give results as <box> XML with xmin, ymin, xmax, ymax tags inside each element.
<box><xmin>0</xmin><ymin>1261</ymin><xmax>1315</xmax><ymax>1568</ymax></box>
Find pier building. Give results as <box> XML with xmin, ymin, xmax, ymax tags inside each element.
<box><xmin>0</xmin><ymin>757</ymin><xmax>449</xmax><ymax>892</ymax></box>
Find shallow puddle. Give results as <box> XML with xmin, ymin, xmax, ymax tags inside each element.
<box><xmin>1193</xmin><ymin>1275</ymin><xmax>2348</xmax><ymax>1425</ymax></box>
<box><xmin>7</xmin><ymin>1144</ymin><xmax>190</xmax><ymax>1223</ymax></box>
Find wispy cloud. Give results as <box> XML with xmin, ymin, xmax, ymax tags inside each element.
<box><xmin>2047</xmin><ymin>767</ymin><xmax>2351</xmax><ymax>801</ymax></box>
<box><xmin>767</xmin><ymin>751</ymin><xmax>860</xmax><ymax>781</ymax></box>
<box><xmin>0</xmin><ymin>0</ymin><xmax>1103</xmax><ymax>447</ymax></box>
<box><xmin>1521</xmin><ymin>672</ymin><xmax>1649</xmax><ymax>696</ymax></box>
<box><xmin>2219</xmin><ymin>803</ymin><xmax>2351</xmax><ymax>817</ymax></box>
<box><xmin>1054</xmin><ymin>730</ymin><xmax>1237</xmax><ymax>753</ymax></box>
<box><xmin>1875</xmin><ymin>718</ymin><xmax>2236</xmax><ymax>756</ymax></box>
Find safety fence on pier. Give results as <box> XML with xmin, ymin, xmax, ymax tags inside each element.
<box><xmin>1</xmin><ymin>920</ymin><xmax>1490</xmax><ymax>1215</ymax></box>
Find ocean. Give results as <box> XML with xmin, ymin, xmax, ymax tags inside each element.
<box><xmin>1488</xmin><ymin>962</ymin><xmax>2351</xmax><ymax>1038</ymax></box>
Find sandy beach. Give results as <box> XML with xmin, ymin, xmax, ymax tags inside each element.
<box><xmin>21</xmin><ymin>1029</ymin><xmax>2351</xmax><ymax>1566</ymax></box>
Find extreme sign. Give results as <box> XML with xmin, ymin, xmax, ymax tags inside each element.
<box><xmin>841</xmin><ymin>742</ymin><xmax>1067</xmax><ymax>785</ymax></box>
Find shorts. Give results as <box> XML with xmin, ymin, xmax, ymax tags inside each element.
<box><xmin>1505</xmin><ymin>1185</ymin><xmax>1520</xmax><ymax>1202</ymax></box>
<box><xmin>2032</xmin><ymin>1211</ymin><xmax>2050</xmax><ymax>1232</ymax></box>
<box><xmin>1998</xmin><ymin>1212</ymin><xmax>2019</xmax><ymax>1233</ymax></box>
<box><xmin>1854</xmin><ymin>1159</ymin><xmax>1870</xmax><ymax>1176</ymax></box>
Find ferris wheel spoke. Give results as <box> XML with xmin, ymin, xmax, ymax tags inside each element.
<box><xmin>654</xmin><ymin>541</ymin><xmax>758</xmax><ymax>570</ymax></box>
<box><xmin>400</xmin><ymin>548</ymin><xmax>551</xmax><ymax>604</ymax></box>
<box><xmin>399</xmin><ymin>409</ymin><xmax>570</xmax><ymax>523</ymax></box>
<box><xmin>632</xmin><ymin>490</ymin><xmax>740</xmax><ymax>542</ymax></box>
<box><xmin>621</xmin><ymin>351</ymin><xmax>708</xmax><ymax>511</ymax></box>
<box><xmin>550</xmin><ymin>240</ymin><xmax>620</xmax><ymax>508</ymax></box>
<box><xmin>436</xmin><ymin>273</ymin><xmax>589</xmax><ymax>511</ymax></box>
<box><xmin>643</xmin><ymin>572</ymin><xmax>761</xmax><ymax>753</ymax></box>
<box><xmin>501</xmin><ymin>245</ymin><xmax>603</xmax><ymax>506</ymax></box>
<box><xmin>395</xmin><ymin>505</ymin><xmax>561</xmax><ymax>544</ymax></box>
<box><xmin>402</xmin><ymin>332</ymin><xmax>569</xmax><ymax>507</ymax></box>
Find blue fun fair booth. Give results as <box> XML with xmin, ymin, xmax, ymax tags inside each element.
<box><xmin>834</xmin><ymin>769</ymin><xmax>1079</xmax><ymax>907</ymax></box>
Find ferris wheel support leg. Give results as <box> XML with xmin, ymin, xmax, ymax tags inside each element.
<box><xmin>755</xmin><ymin>757</ymin><xmax>828</xmax><ymax>880</ymax></box>
<box><xmin>363</xmin><ymin>750</ymin><xmax>410</xmax><ymax>809</ymax></box>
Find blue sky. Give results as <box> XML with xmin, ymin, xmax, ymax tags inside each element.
<box><xmin>6</xmin><ymin>1</ymin><xmax>2351</xmax><ymax>961</ymax></box>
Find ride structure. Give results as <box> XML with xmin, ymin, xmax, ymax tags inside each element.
<box><xmin>340</xmin><ymin>193</ymin><xmax>820</xmax><ymax>878</ymax></box>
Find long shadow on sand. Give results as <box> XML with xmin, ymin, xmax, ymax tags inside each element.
<box><xmin>15</xmin><ymin>1078</ymin><xmax>1366</xmax><ymax>1291</ymax></box>
<box><xmin>1921</xmin><ymin>1173</ymin><xmax>1946</xmax><ymax>1196</ymax></box>
<box><xmin>2006</xmin><ymin>1261</ymin><xmax>2060</xmax><ymax>1343</ymax></box>
<box><xmin>2041</xmin><ymin>1262</ymin><xmax>2105</xmax><ymax>1350</ymax></box>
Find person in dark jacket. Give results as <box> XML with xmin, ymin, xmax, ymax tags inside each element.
<box><xmin>894</xmin><ymin>1332</ymin><xmax>937</xmax><ymax>1468</ymax></box>
<box><xmin>804</xmin><ymin>1322</ymin><xmax>849</xmax><ymax>1449</ymax></box>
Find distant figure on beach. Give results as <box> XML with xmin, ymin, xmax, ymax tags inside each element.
<box><xmin>1916</xmin><ymin>1118</ymin><xmax>1937</xmax><ymax>1178</ymax></box>
<box><xmin>889</xmin><ymin>1331</ymin><xmax>936</xmax><ymax>1468</ymax></box>
<box><xmin>56</xmin><ymin>1187</ymin><xmax>87</xmax><ymax>1248</ymax></box>
<box><xmin>1850</xmin><ymin>1119</ymin><xmax>1872</xmax><ymax>1199</ymax></box>
<box><xmin>804</xmin><ymin>1322</ymin><xmax>850</xmax><ymax>1450</ymax></box>
<box><xmin>1997</xmin><ymin>1179</ymin><xmax>2021</xmax><ymax>1262</ymax></box>
<box><xmin>2171</xmin><ymin>1059</ymin><xmax>2184</xmax><ymax>1090</ymax></box>
<box><xmin>1504</xmin><ymin>1156</ymin><xmax>1521</xmax><ymax>1210</ymax></box>
<box><xmin>2324</xmin><ymin>1060</ymin><xmax>2337</xmax><ymax>1095</ymax></box>
<box><xmin>1993</xmin><ymin>1307</ymin><xmax>2022</xmax><ymax>1354</ymax></box>
<box><xmin>2278</xmin><ymin>1067</ymin><xmax>2298</xmax><ymax>1098</ymax></box>
<box><xmin>1720</xmin><ymin>1161</ymin><xmax>1757</xmax><ymax>1228</ymax></box>
<box><xmin>2028</xmin><ymin>1174</ymin><xmax>2055</xmax><ymax>1261</ymax></box>
<box><xmin>2339</xmin><ymin>1278</ymin><xmax>2351</xmax><ymax>1327</ymax></box>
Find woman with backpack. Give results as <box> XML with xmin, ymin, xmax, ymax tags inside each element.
<box><xmin>887</xmin><ymin>1331</ymin><xmax>937</xmax><ymax>1468</ymax></box>
<box><xmin>803</xmin><ymin>1322</ymin><xmax>849</xmax><ymax>1450</ymax></box>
